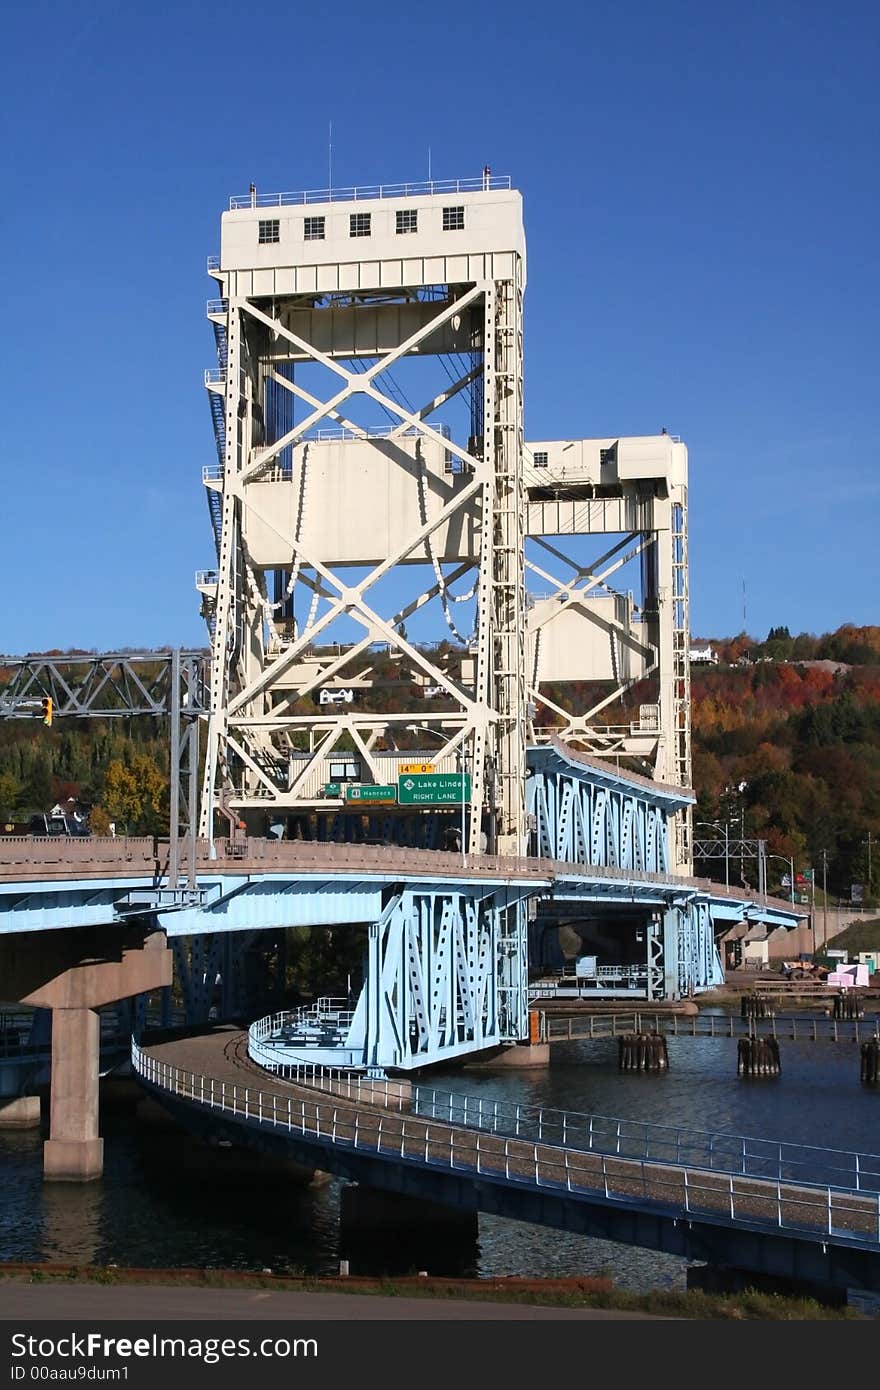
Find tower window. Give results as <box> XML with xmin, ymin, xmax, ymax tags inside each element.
<box><xmin>442</xmin><ymin>206</ymin><xmax>465</xmax><ymax>231</ymax></box>
<box><xmin>396</xmin><ymin>208</ymin><xmax>418</xmax><ymax>234</ymax></box>
<box><xmin>258</xmin><ymin>219</ymin><xmax>280</xmax><ymax>244</ymax></box>
<box><xmin>533</xmin><ymin>451</ymin><xmax>549</xmax><ymax>468</ymax></box>
<box><xmin>304</xmin><ymin>216</ymin><xmax>325</xmax><ymax>241</ymax></box>
<box><xmin>349</xmin><ymin>212</ymin><xmax>371</xmax><ymax>238</ymax></box>
<box><xmin>329</xmin><ymin>758</ymin><xmax>360</xmax><ymax>782</ymax></box>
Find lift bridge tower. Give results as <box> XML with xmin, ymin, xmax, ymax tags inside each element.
<box><xmin>199</xmin><ymin>176</ymin><xmax>527</xmax><ymax>853</ymax></box>
<box><xmin>198</xmin><ymin>175</ymin><xmax>692</xmax><ymax>868</ymax></box>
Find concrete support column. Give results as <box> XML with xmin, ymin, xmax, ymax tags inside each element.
<box><xmin>44</xmin><ymin>1007</ymin><xmax>103</xmax><ymax>1182</ymax></box>
<box><xmin>1</xmin><ymin>923</ymin><xmax>171</xmax><ymax>1183</ymax></box>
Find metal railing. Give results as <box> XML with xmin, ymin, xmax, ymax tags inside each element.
<box><xmin>0</xmin><ymin>836</ymin><xmax>805</xmax><ymax>913</ymax></box>
<box><xmin>131</xmin><ymin>1041</ymin><xmax>880</xmax><ymax>1249</ymax></box>
<box><xmin>195</xmin><ymin>570</ymin><xmax>219</xmax><ymax>589</ymax></box>
<box><xmin>411</xmin><ymin>1084</ymin><xmax>880</xmax><ymax>1194</ymax></box>
<box><xmin>306</xmin><ymin>423</ymin><xmax>452</xmax><ymax>442</ymax></box>
<box><xmin>229</xmin><ymin>176</ymin><xmax>512</xmax><ymax>209</ymax></box>
<box><xmin>250</xmin><ymin>1004</ymin><xmax>356</xmax><ymax>1061</ymax></box>
<box><xmin>538</xmin><ymin>1010</ymin><xmax>880</xmax><ymax>1046</ymax></box>
<box><xmin>206</xmin><ymin>299</ymin><xmax>227</xmax><ymax>317</ymax></box>
<box><xmin>204</xmin><ymin>368</ymin><xmax>225</xmax><ymax>386</ymax></box>
<box><xmin>206</xmin><ymin>254</ymin><xmax>220</xmax><ymax>273</ymax></box>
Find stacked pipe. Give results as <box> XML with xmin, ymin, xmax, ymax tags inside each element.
<box><xmin>737</xmin><ymin>1035</ymin><xmax>781</xmax><ymax>1077</ymax></box>
<box><xmin>832</xmin><ymin>991</ymin><xmax>864</xmax><ymax>1020</ymax></box>
<box><xmin>741</xmin><ymin>994</ymin><xmax>776</xmax><ymax>1020</ymax></box>
<box><xmin>860</xmin><ymin>1037</ymin><xmax>880</xmax><ymax>1084</ymax></box>
<box><xmin>618</xmin><ymin>1032</ymin><xmax>668</xmax><ymax>1072</ymax></box>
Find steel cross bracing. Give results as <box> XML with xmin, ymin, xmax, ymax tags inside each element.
<box><xmin>0</xmin><ymin>652</ymin><xmax>208</xmax><ymax>721</ymax></box>
<box><xmin>528</xmin><ymin>763</ymin><xmax>672</xmax><ymax>874</ymax></box>
<box><xmin>199</xmin><ymin>264</ymin><xmax>527</xmax><ymax>855</ymax></box>
<box><xmin>0</xmin><ymin>651</ymin><xmax>208</xmax><ymax>893</ymax></box>
<box><xmin>526</xmin><ymin>531</ymin><xmax>658</xmax><ymax>750</ymax></box>
<box><xmin>670</xmin><ymin>494</ymin><xmax>691</xmax><ymax>861</ymax></box>
<box><xmin>352</xmin><ymin>887</ymin><xmax>528</xmax><ymax>1071</ymax></box>
<box><xmin>523</xmin><ymin>440</ymin><xmax>692</xmax><ymax>870</ymax></box>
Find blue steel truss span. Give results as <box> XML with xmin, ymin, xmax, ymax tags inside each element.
<box><xmin>0</xmin><ymin>753</ymin><xmax>804</xmax><ymax>1071</ymax></box>
<box><xmin>132</xmin><ymin>1039</ymin><xmax>880</xmax><ymax>1296</ymax></box>
<box><xmin>0</xmin><ymin>845</ymin><xmax>795</xmax><ymax>1073</ymax></box>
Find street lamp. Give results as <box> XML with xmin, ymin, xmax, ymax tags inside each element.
<box><xmin>764</xmin><ymin>852</ymin><xmax>795</xmax><ymax>905</ymax></box>
<box><xmin>696</xmin><ymin>819</ymin><xmax>730</xmax><ymax>890</ymax></box>
<box><xmin>406</xmin><ymin>725</ymin><xmax>468</xmax><ymax>867</ymax></box>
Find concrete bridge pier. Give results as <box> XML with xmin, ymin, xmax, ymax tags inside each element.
<box><xmin>0</xmin><ymin>924</ymin><xmax>172</xmax><ymax>1181</ymax></box>
<box><xmin>44</xmin><ymin>1006</ymin><xmax>102</xmax><ymax>1181</ymax></box>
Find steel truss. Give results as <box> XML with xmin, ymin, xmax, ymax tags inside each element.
<box><xmin>524</xmin><ymin>450</ymin><xmax>692</xmax><ymax>869</ymax></box>
<box><xmin>173</xmin><ymin>929</ymin><xmax>289</xmax><ymax>1025</ymax></box>
<box><xmin>0</xmin><ymin>652</ymin><xmax>207</xmax><ymax>721</ymax></box>
<box><xmin>526</xmin><ymin>530</ymin><xmax>657</xmax><ymax>751</ymax></box>
<box><xmin>342</xmin><ymin>885</ymin><xmax>528</xmax><ymax>1071</ymax></box>
<box><xmin>528</xmin><ymin>761</ymin><xmax>673</xmax><ymax>874</ymax></box>
<box><xmin>200</xmin><ymin>268</ymin><xmax>526</xmax><ymax>854</ymax></box>
<box><xmin>0</xmin><ymin>651</ymin><xmax>207</xmax><ymax>893</ymax></box>
<box><xmin>671</xmin><ymin>899</ymin><xmax>723</xmax><ymax>996</ymax></box>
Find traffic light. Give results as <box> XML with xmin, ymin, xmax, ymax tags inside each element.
<box><xmin>41</xmin><ymin>697</ymin><xmax>53</xmax><ymax>727</ymax></box>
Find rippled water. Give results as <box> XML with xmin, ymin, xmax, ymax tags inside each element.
<box><xmin>1</xmin><ymin>1020</ymin><xmax>878</xmax><ymax>1294</ymax></box>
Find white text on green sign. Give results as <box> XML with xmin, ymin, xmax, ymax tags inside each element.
<box><xmin>345</xmin><ymin>784</ymin><xmax>397</xmax><ymax>804</ymax></box>
<box><xmin>398</xmin><ymin>773</ymin><xmax>472</xmax><ymax>805</ymax></box>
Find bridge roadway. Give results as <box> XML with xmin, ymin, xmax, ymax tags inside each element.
<box><xmin>133</xmin><ymin>1028</ymin><xmax>880</xmax><ymax>1295</ymax></box>
<box><xmin>0</xmin><ymin>835</ymin><xmax>800</xmax><ymax>931</ymax></box>
<box><xmin>537</xmin><ymin>1010</ymin><xmax>880</xmax><ymax>1045</ymax></box>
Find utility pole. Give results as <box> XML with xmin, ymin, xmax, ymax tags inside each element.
<box><xmin>863</xmin><ymin>831</ymin><xmax>874</xmax><ymax>899</ymax></box>
<box><xmin>821</xmin><ymin>848</ymin><xmax>828</xmax><ymax>953</ymax></box>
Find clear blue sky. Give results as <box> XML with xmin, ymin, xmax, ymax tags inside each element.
<box><xmin>1</xmin><ymin>0</ymin><xmax>877</xmax><ymax>653</ymax></box>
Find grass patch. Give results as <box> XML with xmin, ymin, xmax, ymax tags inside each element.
<box><xmin>0</xmin><ymin>1264</ymin><xmax>871</xmax><ymax>1319</ymax></box>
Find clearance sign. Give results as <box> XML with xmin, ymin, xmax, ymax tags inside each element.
<box><xmin>399</xmin><ymin>762</ymin><xmax>435</xmax><ymax>774</ymax></box>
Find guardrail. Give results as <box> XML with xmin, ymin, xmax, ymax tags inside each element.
<box><xmin>410</xmin><ymin>1082</ymin><xmax>880</xmax><ymax>1194</ymax></box>
<box><xmin>0</xmin><ymin>836</ymin><xmax>805</xmax><ymax>912</ymax></box>
<box><xmin>249</xmin><ymin>1004</ymin><xmax>357</xmax><ymax>1065</ymax></box>
<box><xmin>131</xmin><ymin>1041</ymin><xmax>880</xmax><ymax>1248</ymax></box>
<box><xmin>538</xmin><ymin>1009</ymin><xmax>880</xmax><ymax>1046</ymax></box>
<box><xmin>229</xmin><ymin>176</ymin><xmax>512</xmax><ymax>209</ymax></box>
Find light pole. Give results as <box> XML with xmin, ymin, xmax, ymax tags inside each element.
<box><xmin>765</xmin><ymin>852</ymin><xmax>795</xmax><ymax>904</ymax></box>
<box><xmin>696</xmin><ymin>820</ymin><xmax>731</xmax><ymax>890</ymax></box>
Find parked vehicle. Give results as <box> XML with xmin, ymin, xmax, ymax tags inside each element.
<box><xmin>31</xmin><ymin>812</ymin><xmax>89</xmax><ymax>837</ymax></box>
<box><xmin>781</xmin><ymin>959</ymin><xmax>829</xmax><ymax>981</ymax></box>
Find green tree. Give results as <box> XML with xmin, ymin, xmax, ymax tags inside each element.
<box><xmin>0</xmin><ymin>772</ymin><xmax>24</xmax><ymax>821</ymax></box>
<box><xmin>89</xmin><ymin>805</ymin><xmax>112</xmax><ymax>837</ymax></box>
<box><xmin>103</xmin><ymin>755</ymin><xmax>166</xmax><ymax>833</ymax></box>
<box><xmin>25</xmin><ymin>755</ymin><xmax>52</xmax><ymax>812</ymax></box>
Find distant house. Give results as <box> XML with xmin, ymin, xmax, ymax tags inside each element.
<box><xmin>50</xmin><ymin>798</ymin><xmax>89</xmax><ymax>830</ymax></box>
<box><xmin>689</xmin><ymin>642</ymin><xmax>719</xmax><ymax>665</ymax></box>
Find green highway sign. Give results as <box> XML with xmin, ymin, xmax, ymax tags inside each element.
<box><xmin>398</xmin><ymin>772</ymin><xmax>471</xmax><ymax>805</ymax></box>
<box><xmin>324</xmin><ymin>783</ymin><xmax>341</xmax><ymax>797</ymax></box>
<box><xmin>344</xmin><ymin>784</ymin><xmax>397</xmax><ymax>805</ymax></box>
